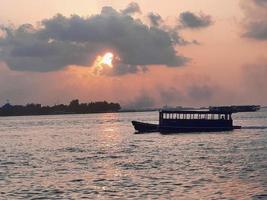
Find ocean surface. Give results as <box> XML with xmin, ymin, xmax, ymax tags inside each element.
<box><xmin>0</xmin><ymin>109</ymin><xmax>267</xmax><ymax>200</ymax></box>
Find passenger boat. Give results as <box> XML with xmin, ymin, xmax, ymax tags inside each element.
<box><xmin>132</xmin><ymin>110</ymin><xmax>241</xmax><ymax>133</ymax></box>
<box><xmin>209</xmin><ymin>105</ymin><xmax>260</xmax><ymax>113</ymax></box>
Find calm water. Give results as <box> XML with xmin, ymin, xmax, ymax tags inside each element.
<box><xmin>0</xmin><ymin>109</ymin><xmax>267</xmax><ymax>200</ymax></box>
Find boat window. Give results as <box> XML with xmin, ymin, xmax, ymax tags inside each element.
<box><xmin>211</xmin><ymin>114</ymin><xmax>214</xmax><ymax>120</ymax></box>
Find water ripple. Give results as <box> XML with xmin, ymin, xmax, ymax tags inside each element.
<box><xmin>0</xmin><ymin>111</ymin><xmax>266</xmax><ymax>199</ymax></box>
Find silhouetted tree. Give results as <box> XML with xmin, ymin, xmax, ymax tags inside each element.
<box><xmin>0</xmin><ymin>99</ymin><xmax>121</xmax><ymax>116</ymax></box>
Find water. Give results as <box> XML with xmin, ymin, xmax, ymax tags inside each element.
<box><xmin>0</xmin><ymin>109</ymin><xmax>267</xmax><ymax>199</ymax></box>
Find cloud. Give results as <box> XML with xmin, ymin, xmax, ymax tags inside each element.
<box><xmin>121</xmin><ymin>2</ymin><xmax>141</xmax><ymax>15</ymax></box>
<box><xmin>179</xmin><ymin>11</ymin><xmax>213</xmax><ymax>29</ymax></box>
<box><xmin>159</xmin><ymin>87</ymin><xmax>185</xmax><ymax>103</ymax></box>
<box><xmin>124</xmin><ymin>92</ymin><xmax>155</xmax><ymax>109</ymax></box>
<box><xmin>147</xmin><ymin>12</ymin><xmax>163</xmax><ymax>27</ymax></box>
<box><xmin>0</xmin><ymin>3</ymin><xmax>188</xmax><ymax>75</ymax></box>
<box><xmin>241</xmin><ymin>0</ymin><xmax>267</xmax><ymax>40</ymax></box>
<box><xmin>237</xmin><ymin>60</ymin><xmax>267</xmax><ymax>104</ymax></box>
<box><xmin>254</xmin><ymin>0</ymin><xmax>267</xmax><ymax>6</ymax></box>
<box><xmin>187</xmin><ymin>84</ymin><xmax>214</xmax><ymax>100</ymax></box>
<box><xmin>242</xmin><ymin>61</ymin><xmax>267</xmax><ymax>94</ymax></box>
<box><xmin>159</xmin><ymin>83</ymin><xmax>215</xmax><ymax>106</ymax></box>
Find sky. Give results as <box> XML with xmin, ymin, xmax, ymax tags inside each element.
<box><xmin>0</xmin><ymin>0</ymin><xmax>267</xmax><ymax>108</ymax></box>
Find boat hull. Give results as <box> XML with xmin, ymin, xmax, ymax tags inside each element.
<box><xmin>159</xmin><ymin>126</ymin><xmax>234</xmax><ymax>134</ymax></box>
<box><xmin>132</xmin><ymin>121</ymin><xmax>159</xmax><ymax>133</ymax></box>
<box><xmin>132</xmin><ymin>121</ymin><xmax>241</xmax><ymax>133</ymax></box>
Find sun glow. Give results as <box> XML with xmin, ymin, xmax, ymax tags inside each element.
<box><xmin>92</xmin><ymin>52</ymin><xmax>118</xmax><ymax>75</ymax></box>
<box><xmin>100</xmin><ymin>52</ymin><xmax>114</xmax><ymax>67</ymax></box>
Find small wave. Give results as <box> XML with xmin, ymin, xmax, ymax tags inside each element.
<box><xmin>252</xmin><ymin>194</ymin><xmax>267</xmax><ymax>200</ymax></box>
<box><xmin>242</xmin><ymin>126</ymin><xmax>267</xmax><ymax>130</ymax></box>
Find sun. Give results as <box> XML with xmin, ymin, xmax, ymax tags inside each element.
<box><xmin>100</xmin><ymin>52</ymin><xmax>114</xmax><ymax>67</ymax></box>
<box><xmin>92</xmin><ymin>52</ymin><xmax>117</xmax><ymax>75</ymax></box>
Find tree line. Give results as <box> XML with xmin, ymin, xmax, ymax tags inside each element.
<box><xmin>0</xmin><ymin>99</ymin><xmax>121</xmax><ymax>116</ymax></box>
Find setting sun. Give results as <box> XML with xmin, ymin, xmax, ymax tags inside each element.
<box><xmin>100</xmin><ymin>52</ymin><xmax>114</xmax><ymax>67</ymax></box>
<box><xmin>92</xmin><ymin>52</ymin><xmax>116</xmax><ymax>75</ymax></box>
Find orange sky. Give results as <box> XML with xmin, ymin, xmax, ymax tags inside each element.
<box><xmin>0</xmin><ymin>0</ymin><xmax>266</xmax><ymax>108</ymax></box>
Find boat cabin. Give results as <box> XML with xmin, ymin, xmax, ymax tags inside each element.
<box><xmin>159</xmin><ymin>110</ymin><xmax>233</xmax><ymax>129</ymax></box>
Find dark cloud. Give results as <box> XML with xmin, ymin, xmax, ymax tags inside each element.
<box><xmin>179</xmin><ymin>11</ymin><xmax>213</xmax><ymax>29</ymax></box>
<box><xmin>159</xmin><ymin>87</ymin><xmax>185</xmax><ymax>103</ymax></box>
<box><xmin>147</xmin><ymin>12</ymin><xmax>163</xmax><ymax>27</ymax></box>
<box><xmin>254</xmin><ymin>0</ymin><xmax>267</xmax><ymax>6</ymax></box>
<box><xmin>125</xmin><ymin>93</ymin><xmax>155</xmax><ymax>109</ymax></box>
<box><xmin>241</xmin><ymin>0</ymin><xmax>267</xmax><ymax>40</ymax></box>
<box><xmin>187</xmin><ymin>84</ymin><xmax>214</xmax><ymax>100</ymax></box>
<box><xmin>243</xmin><ymin>22</ymin><xmax>267</xmax><ymax>40</ymax></box>
<box><xmin>146</xmin><ymin>12</ymin><xmax>200</xmax><ymax>45</ymax></box>
<box><xmin>0</xmin><ymin>3</ymin><xmax>188</xmax><ymax>75</ymax></box>
<box><xmin>159</xmin><ymin>83</ymin><xmax>214</xmax><ymax>105</ymax></box>
<box><xmin>111</xmin><ymin>64</ymin><xmax>148</xmax><ymax>76</ymax></box>
<box><xmin>121</xmin><ymin>2</ymin><xmax>141</xmax><ymax>15</ymax></box>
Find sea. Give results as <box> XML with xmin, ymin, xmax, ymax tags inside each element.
<box><xmin>0</xmin><ymin>108</ymin><xmax>267</xmax><ymax>200</ymax></box>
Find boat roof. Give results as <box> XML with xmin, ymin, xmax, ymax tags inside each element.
<box><xmin>160</xmin><ymin>109</ymin><xmax>233</xmax><ymax>114</ymax></box>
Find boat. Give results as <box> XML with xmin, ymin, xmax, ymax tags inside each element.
<box><xmin>132</xmin><ymin>109</ymin><xmax>241</xmax><ymax>133</ymax></box>
<box><xmin>209</xmin><ymin>105</ymin><xmax>260</xmax><ymax>113</ymax></box>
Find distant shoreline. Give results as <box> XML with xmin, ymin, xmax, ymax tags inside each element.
<box><xmin>0</xmin><ymin>99</ymin><xmax>121</xmax><ymax>117</ymax></box>
<box><xmin>1</xmin><ymin>102</ymin><xmax>265</xmax><ymax>117</ymax></box>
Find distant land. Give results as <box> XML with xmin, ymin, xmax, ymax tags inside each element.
<box><xmin>1</xmin><ymin>100</ymin><xmax>264</xmax><ymax>117</ymax></box>
<box><xmin>0</xmin><ymin>99</ymin><xmax>121</xmax><ymax>117</ymax></box>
